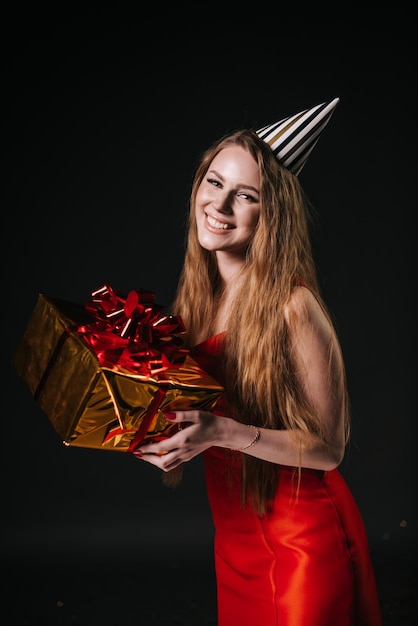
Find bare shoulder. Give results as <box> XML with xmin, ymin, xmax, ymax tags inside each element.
<box><xmin>284</xmin><ymin>285</ymin><xmax>322</xmax><ymax>322</ymax></box>
<box><xmin>284</xmin><ymin>286</ymin><xmax>333</xmax><ymax>338</ymax></box>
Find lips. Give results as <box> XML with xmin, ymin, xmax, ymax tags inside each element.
<box><xmin>206</xmin><ymin>213</ymin><xmax>234</xmax><ymax>230</ymax></box>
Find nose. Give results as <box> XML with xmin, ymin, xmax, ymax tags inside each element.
<box><xmin>212</xmin><ymin>191</ymin><xmax>232</xmax><ymax>214</ymax></box>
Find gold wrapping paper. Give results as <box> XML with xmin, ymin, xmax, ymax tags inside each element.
<box><xmin>12</xmin><ymin>294</ymin><xmax>223</xmax><ymax>451</ymax></box>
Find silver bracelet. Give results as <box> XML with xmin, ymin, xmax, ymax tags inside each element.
<box><xmin>238</xmin><ymin>425</ymin><xmax>260</xmax><ymax>451</ymax></box>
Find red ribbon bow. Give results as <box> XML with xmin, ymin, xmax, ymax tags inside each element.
<box><xmin>78</xmin><ymin>284</ymin><xmax>187</xmax><ymax>375</ymax></box>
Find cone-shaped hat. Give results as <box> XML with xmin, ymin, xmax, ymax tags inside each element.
<box><xmin>256</xmin><ymin>97</ymin><xmax>339</xmax><ymax>175</ymax></box>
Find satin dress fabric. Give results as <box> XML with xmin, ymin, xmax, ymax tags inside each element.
<box><xmin>193</xmin><ymin>334</ymin><xmax>383</xmax><ymax>626</ymax></box>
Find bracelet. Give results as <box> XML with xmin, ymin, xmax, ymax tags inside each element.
<box><xmin>238</xmin><ymin>425</ymin><xmax>260</xmax><ymax>451</ymax></box>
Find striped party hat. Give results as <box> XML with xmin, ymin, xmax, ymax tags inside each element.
<box><xmin>256</xmin><ymin>97</ymin><xmax>339</xmax><ymax>175</ymax></box>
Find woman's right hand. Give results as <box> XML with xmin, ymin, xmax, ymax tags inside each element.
<box><xmin>131</xmin><ymin>409</ymin><xmax>223</xmax><ymax>471</ymax></box>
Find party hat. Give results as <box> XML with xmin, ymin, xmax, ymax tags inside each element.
<box><xmin>256</xmin><ymin>97</ymin><xmax>339</xmax><ymax>175</ymax></box>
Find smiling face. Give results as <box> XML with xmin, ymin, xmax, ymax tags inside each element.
<box><xmin>195</xmin><ymin>145</ymin><xmax>261</xmax><ymax>261</ymax></box>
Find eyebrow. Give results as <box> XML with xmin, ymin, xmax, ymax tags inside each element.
<box><xmin>208</xmin><ymin>169</ymin><xmax>260</xmax><ymax>194</ymax></box>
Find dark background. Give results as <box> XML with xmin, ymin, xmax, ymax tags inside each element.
<box><xmin>2</xmin><ymin>9</ymin><xmax>416</xmax><ymax>626</ymax></box>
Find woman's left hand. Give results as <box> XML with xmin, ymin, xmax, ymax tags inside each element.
<box><xmin>131</xmin><ymin>410</ymin><xmax>222</xmax><ymax>471</ymax></box>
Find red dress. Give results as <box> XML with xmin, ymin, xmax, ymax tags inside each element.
<box><xmin>193</xmin><ymin>334</ymin><xmax>383</xmax><ymax>626</ymax></box>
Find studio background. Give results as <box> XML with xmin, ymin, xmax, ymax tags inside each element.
<box><xmin>2</xmin><ymin>10</ymin><xmax>416</xmax><ymax>625</ymax></box>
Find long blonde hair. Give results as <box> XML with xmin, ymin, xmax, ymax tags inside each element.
<box><xmin>167</xmin><ymin>129</ymin><xmax>350</xmax><ymax>515</ymax></box>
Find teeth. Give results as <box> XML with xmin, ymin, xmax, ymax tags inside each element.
<box><xmin>207</xmin><ymin>215</ymin><xmax>232</xmax><ymax>230</ymax></box>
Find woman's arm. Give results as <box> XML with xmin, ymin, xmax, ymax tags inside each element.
<box><xmin>134</xmin><ymin>287</ymin><xmax>347</xmax><ymax>472</ymax></box>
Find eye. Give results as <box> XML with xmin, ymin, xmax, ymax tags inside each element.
<box><xmin>237</xmin><ymin>191</ymin><xmax>258</xmax><ymax>203</ymax></box>
<box><xmin>207</xmin><ymin>177</ymin><xmax>222</xmax><ymax>188</ymax></box>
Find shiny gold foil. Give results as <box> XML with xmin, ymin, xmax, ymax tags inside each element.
<box><xmin>13</xmin><ymin>295</ymin><xmax>224</xmax><ymax>452</ymax></box>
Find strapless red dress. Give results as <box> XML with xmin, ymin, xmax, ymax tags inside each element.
<box><xmin>193</xmin><ymin>334</ymin><xmax>383</xmax><ymax>626</ymax></box>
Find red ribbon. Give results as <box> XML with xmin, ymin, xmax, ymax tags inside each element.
<box><xmin>77</xmin><ymin>284</ymin><xmax>187</xmax><ymax>375</ymax></box>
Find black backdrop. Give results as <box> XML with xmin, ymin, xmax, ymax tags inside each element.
<box><xmin>2</xmin><ymin>9</ymin><xmax>416</xmax><ymax>625</ymax></box>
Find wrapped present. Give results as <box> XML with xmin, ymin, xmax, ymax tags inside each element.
<box><xmin>12</xmin><ymin>285</ymin><xmax>224</xmax><ymax>452</ymax></box>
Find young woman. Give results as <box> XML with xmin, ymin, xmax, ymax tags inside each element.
<box><xmin>133</xmin><ymin>98</ymin><xmax>383</xmax><ymax>626</ymax></box>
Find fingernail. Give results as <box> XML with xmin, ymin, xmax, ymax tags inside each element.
<box><xmin>163</xmin><ymin>412</ymin><xmax>176</xmax><ymax>421</ymax></box>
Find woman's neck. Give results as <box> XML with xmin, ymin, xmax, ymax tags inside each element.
<box><xmin>211</xmin><ymin>275</ymin><xmax>243</xmax><ymax>336</ymax></box>
<box><xmin>215</xmin><ymin>250</ymin><xmax>246</xmax><ymax>286</ymax></box>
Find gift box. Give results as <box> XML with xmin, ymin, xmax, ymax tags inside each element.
<box><xmin>12</xmin><ymin>285</ymin><xmax>224</xmax><ymax>452</ymax></box>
